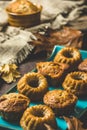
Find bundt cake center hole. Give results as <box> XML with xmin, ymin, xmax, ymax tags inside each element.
<box><xmin>33</xmin><ymin>110</ymin><xmax>44</xmax><ymax>117</ymax></box>
<box><xmin>28</xmin><ymin>78</ymin><xmax>39</xmax><ymax>88</ymax></box>
<box><xmin>73</xmin><ymin>75</ymin><xmax>82</xmax><ymax>80</ymax></box>
<box><xmin>63</xmin><ymin>51</ymin><xmax>73</xmax><ymax>58</ymax></box>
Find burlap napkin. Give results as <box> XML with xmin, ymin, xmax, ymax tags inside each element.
<box><xmin>0</xmin><ymin>26</ymin><xmax>35</xmax><ymax>66</ymax></box>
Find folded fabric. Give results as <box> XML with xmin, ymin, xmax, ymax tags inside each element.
<box><xmin>0</xmin><ymin>26</ymin><xmax>35</xmax><ymax>66</ymax></box>
<box><xmin>0</xmin><ymin>1</ymin><xmax>9</xmax><ymax>31</ymax></box>
<box><xmin>30</xmin><ymin>0</ymin><xmax>87</xmax><ymax>29</ymax></box>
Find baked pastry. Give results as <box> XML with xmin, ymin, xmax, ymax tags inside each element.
<box><xmin>62</xmin><ymin>71</ymin><xmax>87</xmax><ymax>96</ymax></box>
<box><xmin>54</xmin><ymin>47</ymin><xmax>82</xmax><ymax>70</ymax></box>
<box><xmin>43</xmin><ymin>89</ymin><xmax>77</xmax><ymax>116</ymax></box>
<box><xmin>36</xmin><ymin>61</ymin><xmax>69</xmax><ymax>86</ymax></box>
<box><xmin>0</xmin><ymin>93</ymin><xmax>30</xmax><ymax>122</ymax></box>
<box><xmin>17</xmin><ymin>72</ymin><xmax>48</xmax><ymax>101</ymax></box>
<box><xmin>78</xmin><ymin>59</ymin><xmax>87</xmax><ymax>72</ymax></box>
<box><xmin>20</xmin><ymin>104</ymin><xmax>57</xmax><ymax>130</ymax></box>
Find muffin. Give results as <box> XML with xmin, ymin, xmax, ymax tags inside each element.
<box><xmin>0</xmin><ymin>93</ymin><xmax>30</xmax><ymax>122</ymax></box>
<box><xmin>36</xmin><ymin>61</ymin><xmax>69</xmax><ymax>86</ymax></box>
<box><xmin>62</xmin><ymin>71</ymin><xmax>87</xmax><ymax>96</ymax></box>
<box><xmin>43</xmin><ymin>89</ymin><xmax>78</xmax><ymax>116</ymax></box>
<box><xmin>54</xmin><ymin>47</ymin><xmax>82</xmax><ymax>70</ymax></box>
<box><xmin>17</xmin><ymin>72</ymin><xmax>48</xmax><ymax>101</ymax></box>
<box><xmin>20</xmin><ymin>105</ymin><xmax>57</xmax><ymax>130</ymax></box>
<box><xmin>78</xmin><ymin>59</ymin><xmax>87</xmax><ymax>72</ymax></box>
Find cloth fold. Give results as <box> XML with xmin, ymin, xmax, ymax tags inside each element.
<box><xmin>0</xmin><ymin>1</ymin><xmax>9</xmax><ymax>31</ymax></box>
<box><xmin>0</xmin><ymin>26</ymin><xmax>35</xmax><ymax>65</ymax></box>
<box><xmin>30</xmin><ymin>0</ymin><xmax>87</xmax><ymax>29</ymax></box>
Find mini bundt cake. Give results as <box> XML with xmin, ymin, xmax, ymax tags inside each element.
<box><xmin>20</xmin><ymin>104</ymin><xmax>57</xmax><ymax>130</ymax></box>
<box><xmin>0</xmin><ymin>93</ymin><xmax>30</xmax><ymax>122</ymax></box>
<box><xmin>43</xmin><ymin>89</ymin><xmax>77</xmax><ymax>116</ymax></box>
<box><xmin>78</xmin><ymin>59</ymin><xmax>87</xmax><ymax>72</ymax></box>
<box><xmin>17</xmin><ymin>72</ymin><xmax>48</xmax><ymax>101</ymax></box>
<box><xmin>62</xmin><ymin>71</ymin><xmax>87</xmax><ymax>96</ymax></box>
<box><xmin>36</xmin><ymin>61</ymin><xmax>69</xmax><ymax>86</ymax></box>
<box><xmin>54</xmin><ymin>47</ymin><xmax>82</xmax><ymax>70</ymax></box>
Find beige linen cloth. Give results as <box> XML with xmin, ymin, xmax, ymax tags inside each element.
<box><xmin>31</xmin><ymin>0</ymin><xmax>87</xmax><ymax>29</ymax></box>
<box><xmin>0</xmin><ymin>27</ymin><xmax>35</xmax><ymax>65</ymax></box>
<box><xmin>0</xmin><ymin>0</ymin><xmax>87</xmax><ymax>65</ymax></box>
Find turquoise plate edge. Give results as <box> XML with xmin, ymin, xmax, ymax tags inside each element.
<box><xmin>0</xmin><ymin>45</ymin><xmax>87</xmax><ymax>130</ymax></box>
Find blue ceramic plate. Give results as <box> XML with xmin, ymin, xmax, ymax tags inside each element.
<box><xmin>0</xmin><ymin>45</ymin><xmax>87</xmax><ymax>130</ymax></box>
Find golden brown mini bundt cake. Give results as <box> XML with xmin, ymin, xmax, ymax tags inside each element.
<box><xmin>54</xmin><ymin>47</ymin><xmax>82</xmax><ymax>70</ymax></box>
<box><xmin>20</xmin><ymin>105</ymin><xmax>57</xmax><ymax>130</ymax></box>
<box><xmin>36</xmin><ymin>61</ymin><xmax>69</xmax><ymax>86</ymax></box>
<box><xmin>78</xmin><ymin>59</ymin><xmax>87</xmax><ymax>72</ymax></box>
<box><xmin>17</xmin><ymin>72</ymin><xmax>48</xmax><ymax>101</ymax></box>
<box><xmin>43</xmin><ymin>89</ymin><xmax>77</xmax><ymax>116</ymax></box>
<box><xmin>0</xmin><ymin>93</ymin><xmax>30</xmax><ymax>122</ymax></box>
<box><xmin>62</xmin><ymin>71</ymin><xmax>87</xmax><ymax>96</ymax></box>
